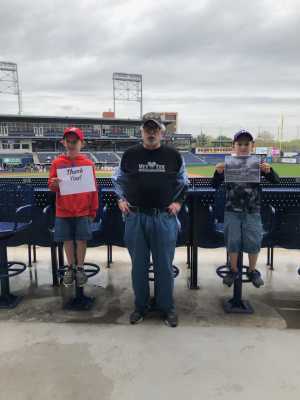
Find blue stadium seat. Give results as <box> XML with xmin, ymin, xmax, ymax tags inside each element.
<box><xmin>180</xmin><ymin>152</ymin><xmax>206</xmax><ymax>165</ymax></box>
<box><xmin>270</xmin><ymin>208</ymin><xmax>300</xmax><ymax>271</ymax></box>
<box><xmin>199</xmin><ymin>153</ymin><xmax>226</xmax><ymax>165</ymax></box>
<box><xmin>93</xmin><ymin>152</ymin><xmax>120</xmax><ymax>164</ymax></box>
<box><xmin>0</xmin><ymin>184</ymin><xmax>34</xmax><ymax>308</ymax></box>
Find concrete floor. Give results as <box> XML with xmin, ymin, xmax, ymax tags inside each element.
<box><xmin>1</xmin><ymin>245</ymin><xmax>300</xmax><ymax>399</ymax></box>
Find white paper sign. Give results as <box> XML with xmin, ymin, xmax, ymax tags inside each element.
<box><xmin>225</xmin><ymin>155</ymin><xmax>261</xmax><ymax>183</ymax></box>
<box><xmin>57</xmin><ymin>166</ymin><xmax>96</xmax><ymax>195</ymax></box>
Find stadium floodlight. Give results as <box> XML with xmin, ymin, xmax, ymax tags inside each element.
<box><xmin>113</xmin><ymin>72</ymin><xmax>142</xmax><ymax>119</ymax></box>
<box><xmin>0</xmin><ymin>61</ymin><xmax>22</xmax><ymax>114</ymax></box>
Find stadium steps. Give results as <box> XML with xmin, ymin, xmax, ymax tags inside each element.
<box><xmin>115</xmin><ymin>152</ymin><xmax>121</xmax><ymax>161</ymax></box>
<box><xmin>88</xmin><ymin>152</ymin><xmax>98</xmax><ymax>162</ymax></box>
<box><xmin>32</xmin><ymin>152</ymin><xmax>40</xmax><ymax>164</ymax></box>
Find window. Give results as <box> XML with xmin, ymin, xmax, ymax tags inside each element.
<box><xmin>93</xmin><ymin>124</ymin><xmax>102</xmax><ymax>133</ymax></box>
<box><xmin>1</xmin><ymin>140</ymin><xmax>9</xmax><ymax>149</ymax></box>
<box><xmin>0</xmin><ymin>124</ymin><xmax>8</xmax><ymax>136</ymax></box>
<box><xmin>22</xmin><ymin>143</ymin><xmax>30</xmax><ymax>149</ymax></box>
<box><xmin>34</xmin><ymin>126</ymin><xmax>44</xmax><ymax>136</ymax></box>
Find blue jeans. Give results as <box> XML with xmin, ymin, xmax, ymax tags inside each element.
<box><xmin>124</xmin><ymin>211</ymin><xmax>179</xmax><ymax>314</ymax></box>
<box><xmin>54</xmin><ymin>216</ymin><xmax>92</xmax><ymax>242</ymax></box>
<box><xmin>224</xmin><ymin>211</ymin><xmax>263</xmax><ymax>254</ymax></box>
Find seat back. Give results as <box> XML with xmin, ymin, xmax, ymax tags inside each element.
<box><xmin>195</xmin><ymin>186</ymin><xmax>225</xmax><ymax>248</ymax></box>
<box><xmin>213</xmin><ymin>185</ymin><xmax>226</xmax><ymax>223</ymax></box>
<box><xmin>274</xmin><ymin>209</ymin><xmax>300</xmax><ymax>249</ymax></box>
<box><xmin>0</xmin><ymin>183</ymin><xmax>34</xmax><ymax>222</ymax></box>
<box><xmin>176</xmin><ymin>204</ymin><xmax>190</xmax><ymax>247</ymax></box>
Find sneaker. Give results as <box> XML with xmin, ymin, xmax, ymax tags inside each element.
<box><xmin>76</xmin><ymin>268</ymin><xmax>88</xmax><ymax>287</ymax></box>
<box><xmin>163</xmin><ymin>311</ymin><xmax>178</xmax><ymax>328</ymax></box>
<box><xmin>63</xmin><ymin>268</ymin><xmax>75</xmax><ymax>287</ymax></box>
<box><xmin>247</xmin><ymin>270</ymin><xmax>264</xmax><ymax>288</ymax></box>
<box><xmin>223</xmin><ymin>270</ymin><xmax>240</xmax><ymax>287</ymax></box>
<box><xmin>129</xmin><ymin>310</ymin><xmax>145</xmax><ymax>325</ymax></box>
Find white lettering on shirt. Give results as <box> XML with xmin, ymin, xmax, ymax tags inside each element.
<box><xmin>138</xmin><ymin>161</ymin><xmax>166</xmax><ymax>173</ymax></box>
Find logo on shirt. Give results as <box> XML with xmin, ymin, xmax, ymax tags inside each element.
<box><xmin>138</xmin><ymin>161</ymin><xmax>166</xmax><ymax>173</ymax></box>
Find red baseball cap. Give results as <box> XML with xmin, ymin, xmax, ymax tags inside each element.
<box><xmin>63</xmin><ymin>127</ymin><xmax>84</xmax><ymax>141</ymax></box>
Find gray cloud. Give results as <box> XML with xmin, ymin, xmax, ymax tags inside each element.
<box><xmin>0</xmin><ymin>0</ymin><xmax>300</xmax><ymax>137</ymax></box>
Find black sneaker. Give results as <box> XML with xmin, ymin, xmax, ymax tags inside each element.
<box><xmin>247</xmin><ymin>270</ymin><xmax>264</xmax><ymax>288</ymax></box>
<box><xmin>223</xmin><ymin>271</ymin><xmax>240</xmax><ymax>287</ymax></box>
<box><xmin>129</xmin><ymin>310</ymin><xmax>144</xmax><ymax>325</ymax></box>
<box><xmin>164</xmin><ymin>311</ymin><xmax>178</xmax><ymax>328</ymax></box>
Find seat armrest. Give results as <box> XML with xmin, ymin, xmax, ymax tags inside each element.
<box><xmin>43</xmin><ymin>205</ymin><xmax>55</xmax><ymax>230</ymax></box>
<box><xmin>15</xmin><ymin>204</ymin><xmax>33</xmax><ymax>225</ymax></box>
<box><xmin>262</xmin><ymin>204</ymin><xmax>276</xmax><ymax>234</ymax></box>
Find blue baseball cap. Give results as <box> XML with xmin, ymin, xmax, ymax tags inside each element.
<box><xmin>233</xmin><ymin>130</ymin><xmax>254</xmax><ymax>142</ymax></box>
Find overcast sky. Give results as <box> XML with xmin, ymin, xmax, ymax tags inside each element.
<box><xmin>1</xmin><ymin>0</ymin><xmax>300</xmax><ymax>138</ymax></box>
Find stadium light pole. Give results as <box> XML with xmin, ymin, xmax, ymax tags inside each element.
<box><xmin>280</xmin><ymin>114</ymin><xmax>284</xmax><ymax>152</ymax></box>
<box><xmin>0</xmin><ymin>61</ymin><xmax>22</xmax><ymax>114</ymax></box>
<box><xmin>140</xmin><ymin>76</ymin><xmax>143</xmax><ymax>118</ymax></box>
<box><xmin>112</xmin><ymin>73</ymin><xmax>143</xmax><ymax>119</ymax></box>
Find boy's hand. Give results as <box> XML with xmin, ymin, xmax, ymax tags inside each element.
<box><xmin>50</xmin><ymin>177</ymin><xmax>61</xmax><ymax>188</ymax></box>
<box><xmin>216</xmin><ymin>163</ymin><xmax>225</xmax><ymax>174</ymax></box>
<box><xmin>261</xmin><ymin>162</ymin><xmax>271</xmax><ymax>174</ymax></box>
<box><xmin>167</xmin><ymin>202</ymin><xmax>181</xmax><ymax>215</ymax></box>
<box><xmin>118</xmin><ymin>199</ymin><xmax>130</xmax><ymax>214</ymax></box>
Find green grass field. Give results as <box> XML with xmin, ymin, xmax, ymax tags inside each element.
<box><xmin>1</xmin><ymin>163</ymin><xmax>300</xmax><ymax>178</ymax></box>
<box><xmin>187</xmin><ymin>163</ymin><xmax>300</xmax><ymax>177</ymax></box>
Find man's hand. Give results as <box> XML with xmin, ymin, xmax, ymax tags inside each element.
<box><xmin>261</xmin><ymin>162</ymin><xmax>271</xmax><ymax>174</ymax></box>
<box><xmin>50</xmin><ymin>177</ymin><xmax>61</xmax><ymax>188</ymax></box>
<box><xmin>216</xmin><ymin>163</ymin><xmax>225</xmax><ymax>174</ymax></box>
<box><xmin>118</xmin><ymin>199</ymin><xmax>130</xmax><ymax>214</ymax></box>
<box><xmin>167</xmin><ymin>202</ymin><xmax>181</xmax><ymax>215</ymax></box>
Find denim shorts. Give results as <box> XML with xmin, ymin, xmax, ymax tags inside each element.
<box><xmin>54</xmin><ymin>216</ymin><xmax>92</xmax><ymax>242</ymax></box>
<box><xmin>224</xmin><ymin>211</ymin><xmax>263</xmax><ymax>254</ymax></box>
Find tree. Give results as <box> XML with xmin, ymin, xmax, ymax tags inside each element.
<box><xmin>195</xmin><ymin>133</ymin><xmax>212</xmax><ymax>146</ymax></box>
<box><xmin>213</xmin><ymin>135</ymin><xmax>232</xmax><ymax>147</ymax></box>
<box><xmin>255</xmin><ymin>131</ymin><xmax>275</xmax><ymax>146</ymax></box>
